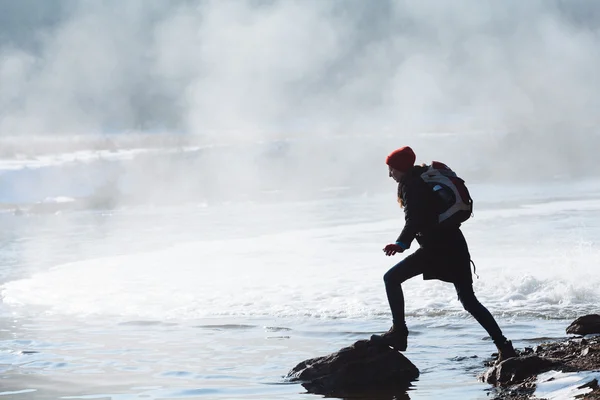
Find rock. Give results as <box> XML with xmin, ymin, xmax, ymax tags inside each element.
<box><xmin>286</xmin><ymin>338</ymin><xmax>419</xmax><ymax>395</ymax></box>
<box><xmin>484</xmin><ymin>336</ymin><xmax>600</xmax><ymax>399</ymax></box>
<box><xmin>483</xmin><ymin>355</ymin><xmax>559</xmax><ymax>386</ymax></box>
<box><xmin>582</xmin><ymin>347</ymin><xmax>591</xmax><ymax>357</ymax></box>
<box><xmin>566</xmin><ymin>314</ymin><xmax>600</xmax><ymax>335</ymax></box>
<box><xmin>578</xmin><ymin>377</ymin><xmax>598</xmax><ymax>391</ymax></box>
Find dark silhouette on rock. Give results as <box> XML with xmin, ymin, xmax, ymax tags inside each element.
<box><xmin>286</xmin><ymin>338</ymin><xmax>419</xmax><ymax>396</ymax></box>
<box><xmin>567</xmin><ymin>314</ymin><xmax>600</xmax><ymax>336</ymax></box>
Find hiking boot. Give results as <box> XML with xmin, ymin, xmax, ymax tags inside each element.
<box><xmin>371</xmin><ymin>325</ymin><xmax>408</xmax><ymax>351</ymax></box>
<box><xmin>495</xmin><ymin>339</ymin><xmax>518</xmax><ymax>362</ymax></box>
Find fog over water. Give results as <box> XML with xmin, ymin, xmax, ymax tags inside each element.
<box><xmin>1</xmin><ymin>1</ymin><xmax>600</xmax><ymax>189</ymax></box>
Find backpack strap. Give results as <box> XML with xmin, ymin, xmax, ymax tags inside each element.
<box><xmin>470</xmin><ymin>259</ymin><xmax>479</xmax><ymax>279</ymax></box>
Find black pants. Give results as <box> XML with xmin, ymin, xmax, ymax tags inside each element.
<box><xmin>383</xmin><ymin>252</ymin><xmax>506</xmax><ymax>344</ymax></box>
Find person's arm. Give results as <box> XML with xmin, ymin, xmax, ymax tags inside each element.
<box><xmin>396</xmin><ymin>179</ymin><xmax>436</xmax><ymax>247</ymax></box>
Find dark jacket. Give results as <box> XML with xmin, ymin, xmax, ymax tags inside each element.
<box><xmin>396</xmin><ymin>165</ymin><xmax>472</xmax><ymax>283</ymax></box>
<box><xmin>396</xmin><ymin>165</ymin><xmax>440</xmax><ymax>247</ymax></box>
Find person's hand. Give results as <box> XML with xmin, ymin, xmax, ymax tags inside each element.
<box><xmin>383</xmin><ymin>243</ymin><xmax>405</xmax><ymax>256</ymax></box>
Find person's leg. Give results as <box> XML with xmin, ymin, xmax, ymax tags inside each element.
<box><xmin>454</xmin><ymin>282</ymin><xmax>504</xmax><ymax>342</ymax></box>
<box><xmin>454</xmin><ymin>282</ymin><xmax>517</xmax><ymax>360</ymax></box>
<box><xmin>383</xmin><ymin>253</ymin><xmax>425</xmax><ymax>330</ymax></box>
<box><xmin>372</xmin><ymin>251</ymin><xmax>426</xmax><ymax>350</ymax></box>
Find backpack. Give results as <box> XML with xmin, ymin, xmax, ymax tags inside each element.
<box><xmin>419</xmin><ymin>161</ymin><xmax>473</xmax><ymax>225</ymax></box>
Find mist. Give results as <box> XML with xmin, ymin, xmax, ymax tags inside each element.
<box><xmin>2</xmin><ymin>0</ymin><xmax>600</xmax><ymax>206</ymax></box>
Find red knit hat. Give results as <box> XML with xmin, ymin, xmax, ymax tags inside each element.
<box><xmin>386</xmin><ymin>146</ymin><xmax>416</xmax><ymax>172</ymax></box>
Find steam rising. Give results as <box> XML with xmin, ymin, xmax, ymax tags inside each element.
<box><xmin>2</xmin><ymin>0</ymin><xmax>600</xmax><ymax>202</ymax></box>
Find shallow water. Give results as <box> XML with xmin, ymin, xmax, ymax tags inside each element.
<box><xmin>0</xmin><ymin>314</ymin><xmax>571</xmax><ymax>400</ymax></box>
<box><xmin>1</xmin><ymin>177</ymin><xmax>599</xmax><ymax>399</ymax></box>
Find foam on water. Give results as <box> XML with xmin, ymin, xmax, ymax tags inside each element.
<box><xmin>2</xmin><ymin>194</ymin><xmax>600</xmax><ymax>321</ymax></box>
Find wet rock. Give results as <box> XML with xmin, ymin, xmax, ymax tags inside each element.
<box><xmin>483</xmin><ymin>355</ymin><xmax>559</xmax><ymax>386</ymax></box>
<box><xmin>578</xmin><ymin>377</ymin><xmax>598</xmax><ymax>391</ymax></box>
<box><xmin>566</xmin><ymin>314</ymin><xmax>600</xmax><ymax>335</ymax></box>
<box><xmin>582</xmin><ymin>347</ymin><xmax>591</xmax><ymax>357</ymax></box>
<box><xmin>484</xmin><ymin>334</ymin><xmax>600</xmax><ymax>399</ymax></box>
<box><xmin>286</xmin><ymin>338</ymin><xmax>419</xmax><ymax>396</ymax></box>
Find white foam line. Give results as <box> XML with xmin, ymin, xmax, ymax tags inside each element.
<box><xmin>0</xmin><ymin>146</ymin><xmax>202</xmax><ymax>171</ymax></box>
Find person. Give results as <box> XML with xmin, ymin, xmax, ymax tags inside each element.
<box><xmin>372</xmin><ymin>146</ymin><xmax>518</xmax><ymax>362</ymax></box>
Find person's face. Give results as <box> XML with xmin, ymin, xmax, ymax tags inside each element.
<box><xmin>388</xmin><ymin>166</ymin><xmax>405</xmax><ymax>182</ymax></box>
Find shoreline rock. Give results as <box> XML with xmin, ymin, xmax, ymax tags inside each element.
<box><xmin>286</xmin><ymin>338</ymin><xmax>419</xmax><ymax>396</ymax></box>
<box><xmin>567</xmin><ymin>315</ymin><xmax>600</xmax><ymax>336</ymax></box>
<box><xmin>483</xmin><ymin>314</ymin><xmax>600</xmax><ymax>400</ymax></box>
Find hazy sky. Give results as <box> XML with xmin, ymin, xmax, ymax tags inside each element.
<box><xmin>1</xmin><ymin>1</ymin><xmax>600</xmax><ymax>179</ymax></box>
<box><xmin>0</xmin><ymin>1</ymin><xmax>598</xmax><ymax>133</ymax></box>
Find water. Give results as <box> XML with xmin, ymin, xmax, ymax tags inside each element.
<box><xmin>1</xmin><ymin>151</ymin><xmax>599</xmax><ymax>399</ymax></box>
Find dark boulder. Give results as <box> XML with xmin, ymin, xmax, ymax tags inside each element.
<box><xmin>483</xmin><ymin>327</ymin><xmax>600</xmax><ymax>399</ymax></box>
<box><xmin>286</xmin><ymin>339</ymin><xmax>419</xmax><ymax>396</ymax></box>
<box><xmin>483</xmin><ymin>355</ymin><xmax>560</xmax><ymax>386</ymax></box>
<box><xmin>566</xmin><ymin>314</ymin><xmax>600</xmax><ymax>336</ymax></box>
